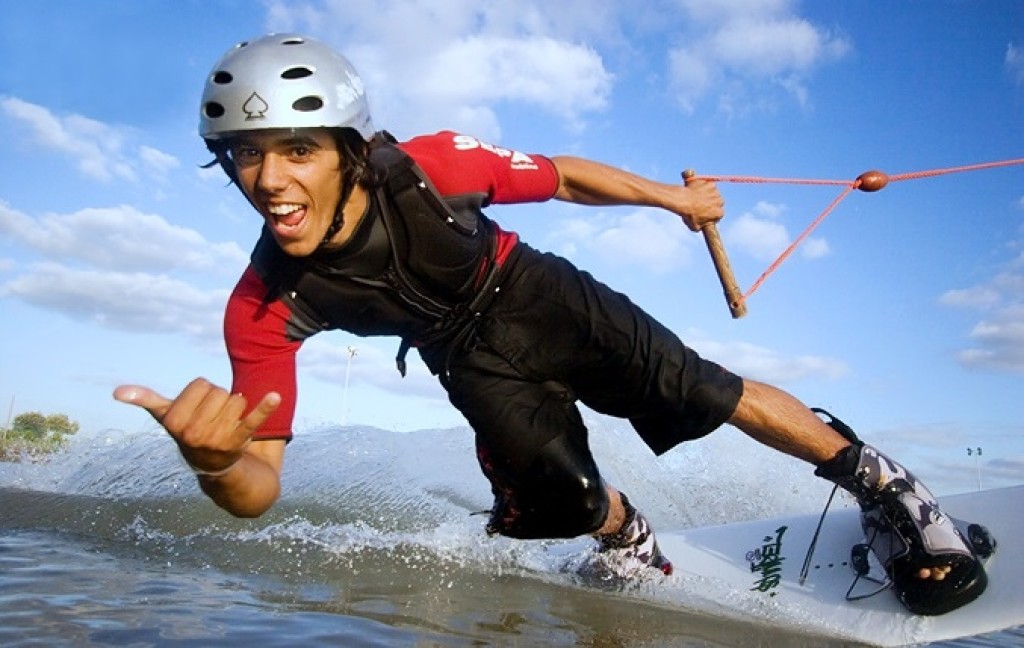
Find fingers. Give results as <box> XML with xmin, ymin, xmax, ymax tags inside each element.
<box><xmin>183</xmin><ymin>383</ymin><xmax>244</xmax><ymax>439</ymax></box>
<box><xmin>115</xmin><ymin>379</ymin><xmax>281</xmax><ymax>477</ymax></box>
<box><xmin>162</xmin><ymin>379</ymin><xmax>247</xmax><ymax>445</ymax></box>
<box><xmin>114</xmin><ymin>379</ymin><xmax>276</xmax><ymax>449</ymax></box>
<box><xmin>113</xmin><ymin>384</ymin><xmax>173</xmax><ymax>423</ymax></box>
<box><xmin>691</xmin><ymin>180</ymin><xmax>725</xmax><ymax>220</ymax></box>
<box><xmin>238</xmin><ymin>392</ymin><xmax>282</xmax><ymax>437</ymax></box>
<box><xmin>677</xmin><ymin>175</ymin><xmax>724</xmax><ymax>232</ymax></box>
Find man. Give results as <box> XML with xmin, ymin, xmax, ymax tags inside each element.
<box><xmin>115</xmin><ymin>34</ymin><xmax>986</xmax><ymax>615</ymax></box>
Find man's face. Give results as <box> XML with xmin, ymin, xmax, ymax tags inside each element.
<box><xmin>229</xmin><ymin>128</ymin><xmax>343</xmax><ymax>257</ymax></box>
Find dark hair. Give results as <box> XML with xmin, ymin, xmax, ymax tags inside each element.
<box><xmin>331</xmin><ymin>127</ymin><xmax>380</xmax><ymax>187</ymax></box>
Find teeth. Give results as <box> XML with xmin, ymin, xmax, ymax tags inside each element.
<box><xmin>268</xmin><ymin>203</ymin><xmax>302</xmax><ymax>215</ymax></box>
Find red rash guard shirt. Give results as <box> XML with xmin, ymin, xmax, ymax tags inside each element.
<box><xmin>224</xmin><ymin>131</ymin><xmax>560</xmax><ymax>440</ymax></box>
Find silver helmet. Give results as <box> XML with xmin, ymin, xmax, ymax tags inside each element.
<box><xmin>200</xmin><ymin>33</ymin><xmax>374</xmax><ymax>141</ymax></box>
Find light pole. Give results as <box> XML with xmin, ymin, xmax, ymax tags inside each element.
<box><xmin>967</xmin><ymin>447</ymin><xmax>983</xmax><ymax>491</ymax></box>
<box><xmin>342</xmin><ymin>346</ymin><xmax>358</xmax><ymax>425</ymax></box>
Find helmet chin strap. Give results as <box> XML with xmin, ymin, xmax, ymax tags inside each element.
<box><xmin>317</xmin><ymin>170</ymin><xmax>357</xmax><ymax>251</ymax></box>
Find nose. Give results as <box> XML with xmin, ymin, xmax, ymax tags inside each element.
<box><xmin>255</xmin><ymin>152</ymin><xmax>288</xmax><ymax>194</ymax></box>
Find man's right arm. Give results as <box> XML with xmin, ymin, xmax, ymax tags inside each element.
<box><xmin>114</xmin><ymin>265</ymin><xmax>301</xmax><ymax>517</ymax></box>
<box><xmin>549</xmin><ymin>155</ymin><xmax>725</xmax><ymax>232</ymax></box>
<box><xmin>113</xmin><ymin>379</ymin><xmax>285</xmax><ymax>517</ymax></box>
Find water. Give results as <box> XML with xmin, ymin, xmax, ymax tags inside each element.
<box><xmin>2</xmin><ymin>420</ymin><xmax>1021</xmax><ymax>647</ymax></box>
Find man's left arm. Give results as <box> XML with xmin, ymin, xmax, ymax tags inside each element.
<box><xmin>550</xmin><ymin>155</ymin><xmax>724</xmax><ymax>232</ymax></box>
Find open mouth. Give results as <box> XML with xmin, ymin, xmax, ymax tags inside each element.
<box><xmin>267</xmin><ymin>203</ymin><xmax>307</xmax><ymax>236</ymax></box>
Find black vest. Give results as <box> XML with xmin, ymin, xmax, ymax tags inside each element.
<box><xmin>250</xmin><ymin>139</ymin><xmax>504</xmax><ymax>374</ymax></box>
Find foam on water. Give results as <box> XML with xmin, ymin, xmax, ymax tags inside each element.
<box><xmin>2</xmin><ymin>420</ymin><xmax>1019</xmax><ymax>646</ymax></box>
<box><xmin>0</xmin><ymin>418</ymin><xmax>837</xmax><ymax>620</ymax></box>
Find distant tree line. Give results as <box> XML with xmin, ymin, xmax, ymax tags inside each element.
<box><xmin>0</xmin><ymin>412</ymin><xmax>79</xmax><ymax>460</ymax></box>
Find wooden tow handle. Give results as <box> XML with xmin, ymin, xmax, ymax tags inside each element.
<box><xmin>683</xmin><ymin>169</ymin><xmax>747</xmax><ymax>318</ymax></box>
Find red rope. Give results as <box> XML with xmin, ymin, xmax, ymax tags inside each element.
<box><xmin>698</xmin><ymin>175</ymin><xmax>851</xmax><ymax>187</ymax></box>
<box><xmin>888</xmin><ymin>158</ymin><xmax>1024</xmax><ymax>183</ymax></box>
<box><xmin>690</xmin><ymin>157</ymin><xmax>1024</xmax><ymax>307</ymax></box>
<box><xmin>743</xmin><ymin>184</ymin><xmax>855</xmax><ymax>300</ymax></box>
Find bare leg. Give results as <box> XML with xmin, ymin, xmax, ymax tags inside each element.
<box><xmin>596</xmin><ymin>484</ymin><xmax>626</xmax><ymax>535</ymax></box>
<box><xmin>728</xmin><ymin>379</ymin><xmax>850</xmax><ymax>464</ymax></box>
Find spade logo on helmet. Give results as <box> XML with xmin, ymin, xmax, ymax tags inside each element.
<box><xmin>243</xmin><ymin>92</ymin><xmax>269</xmax><ymax>121</ymax></box>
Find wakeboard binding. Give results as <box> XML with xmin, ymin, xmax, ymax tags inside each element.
<box><xmin>594</xmin><ymin>492</ymin><xmax>674</xmax><ymax>578</ymax></box>
<box><xmin>813</xmin><ymin>409</ymin><xmax>992</xmax><ymax>615</ymax></box>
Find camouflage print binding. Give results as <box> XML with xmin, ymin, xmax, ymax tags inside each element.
<box><xmin>814</xmin><ymin>413</ymin><xmax>989</xmax><ymax>615</ymax></box>
<box><xmin>592</xmin><ymin>493</ymin><xmax>673</xmax><ymax>579</ymax></box>
<box><xmin>853</xmin><ymin>446</ymin><xmax>973</xmax><ymax>559</ymax></box>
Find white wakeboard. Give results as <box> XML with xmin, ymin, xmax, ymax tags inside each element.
<box><xmin>651</xmin><ymin>484</ymin><xmax>1022</xmax><ymax>646</ymax></box>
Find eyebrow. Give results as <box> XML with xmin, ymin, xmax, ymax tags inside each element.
<box><xmin>233</xmin><ymin>133</ymin><xmax>325</xmax><ymax>149</ymax></box>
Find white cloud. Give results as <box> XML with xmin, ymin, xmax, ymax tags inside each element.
<box><xmin>257</xmin><ymin>0</ymin><xmax>846</xmax><ymax>130</ymax></box>
<box><xmin>667</xmin><ymin>48</ymin><xmax>713</xmax><ymax>114</ymax></box>
<box><xmin>139</xmin><ymin>145</ymin><xmax>180</xmax><ymax>178</ymax></box>
<box><xmin>750</xmin><ymin>200</ymin><xmax>785</xmax><ymax>219</ymax></box>
<box><xmin>939</xmin><ymin>286</ymin><xmax>1002</xmax><ymax>309</ymax></box>
<box><xmin>711</xmin><ymin>18</ymin><xmax>829</xmax><ymax>76</ymax></box>
<box><xmin>667</xmin><ymin>2</ymin><xmax>850</xmax><ymax>114</ymax></box>
<box><xmin>0</xmin><ymin>263</ymin><xmax>226</xmax><ymax>342</ymax></box>
<box><xmin>800</xmin><ymin>236</ymin><xmax>831</xmax><ymax>259</ymax></box>
<box><xmin>545</xmin><ymin>209</ymin><xmax>697</xmax><ymax>274</ymax></box>
<box><xmin>419</xmin><ymin>36</ymin><xmax>610</xmax><ymax>121</ymax></box>
<box><xmin>941</xmin><ymin>251</ymin><xmax>1024</xmax><ymax>372</ymax></box>
<box><xmin>0</xmin><ymin>200</ymin><xmax>246</xmax><ymax>342</ymax></box>
<box><xmin>726</xmin><ymin>200</ymin><xmax>830</xmax><ymax>262</ymax></box>
<box><xmin>0</xmin><ymin>202</ymin><xmax>247</xmax><ymax>274</ymax></box>
<box><xmin>685</xmin><ymin>329</ymin><xmax>848</xmax><ymax>384</ymax></box>
<box><xmin>261</xmin><ymin>0</ymin><xmax>614</xmax><ymax>139</ymax></box>
<box><xmin>729</xmin><ymin>212</ymin><xmax>789</xmax><ymax>261</ymax></box>
<box><xmin>956</xmin><ymin>306</ymin><xmax>1024</xmax><ymax>372</ymax></box>
<box><xmin>0</xmin><ymin>96</ymin><xmax>180</xmax><ymax>184</ymax></box>
<box><xmin>1007</xmin><ymin>42</ymin><xmax>1024</xmax><ymax>86</ymax></box>
<box><xmin>680</xmin><ymin>0</ymin><xmax>794</xmax><ymax>23</ymax></box>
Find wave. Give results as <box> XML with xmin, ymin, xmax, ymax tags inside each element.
<box><xmin>0</xmin><ymin>417</ymin><xmax>834</xmax><ymax>593</ymax></box>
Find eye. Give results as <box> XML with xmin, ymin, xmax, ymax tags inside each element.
<box><xmin>289</xmin><ymin>143</ymin><xmax>319</xmax><ymax>159</ymax></box>
<box><xmin>230</xmin><ymin>144</ymin><xmax>261</xmax><ymax>165</ymax></box>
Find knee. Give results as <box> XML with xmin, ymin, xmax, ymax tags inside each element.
<box><xmin>503</xmin><ymin>476</ymin><xmax>608</xmax><ymax>540</ymax></box>
<box><xmin>549</xmin><ymin>474</ymin><xmax>609</xmax><ymax>536</ymax></box>
<box><xmin>493</xmin><ymin>433</ymin><xmax>608</xmax><ymax>539</ymax></box>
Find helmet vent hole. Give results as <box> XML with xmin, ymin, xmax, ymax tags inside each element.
<box><xmin>212</xmin><ymin>71</ymin><xmax>233</xmax><ymax>85</ymax></box>
<box><xmin>292</xmin><ymin>96</ymin><xmax>324</xmax><ymax>112</ymax></box>
<box><xmin>282</xmin><ymin>38</ymin><xmax>305</xmax><ymax>46</ymax></box>
<box><xmin>281</xmin><ymin>66</ymin><xmax>314</xmax><ymax>80</ymax></box>
<box><xmin>204</xmin><ymin>102</ymin><xmax>225</xmax><ymax>118</ymax></box>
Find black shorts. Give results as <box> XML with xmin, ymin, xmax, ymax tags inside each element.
<box><xmin>435</xmin><ymin>244</ymin><xmax>743</xmax><ymax>485</ymax></box>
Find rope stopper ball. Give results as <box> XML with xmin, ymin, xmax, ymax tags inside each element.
<box><xmin>855</xmin><ymin>170</ymin><xmax>889</xmax><ymax>192</ymax></box>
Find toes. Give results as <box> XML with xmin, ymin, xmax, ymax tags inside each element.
<box><xmin>917</xmin><ymin>565</ymin><xmax>953</xmax><ymax>581</ymax></box>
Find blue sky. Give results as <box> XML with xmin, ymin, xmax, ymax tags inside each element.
<box><xmin>1</xmin><ymin>1</ymin><xmax>1021</xmax><ymax>493</ymax></box>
